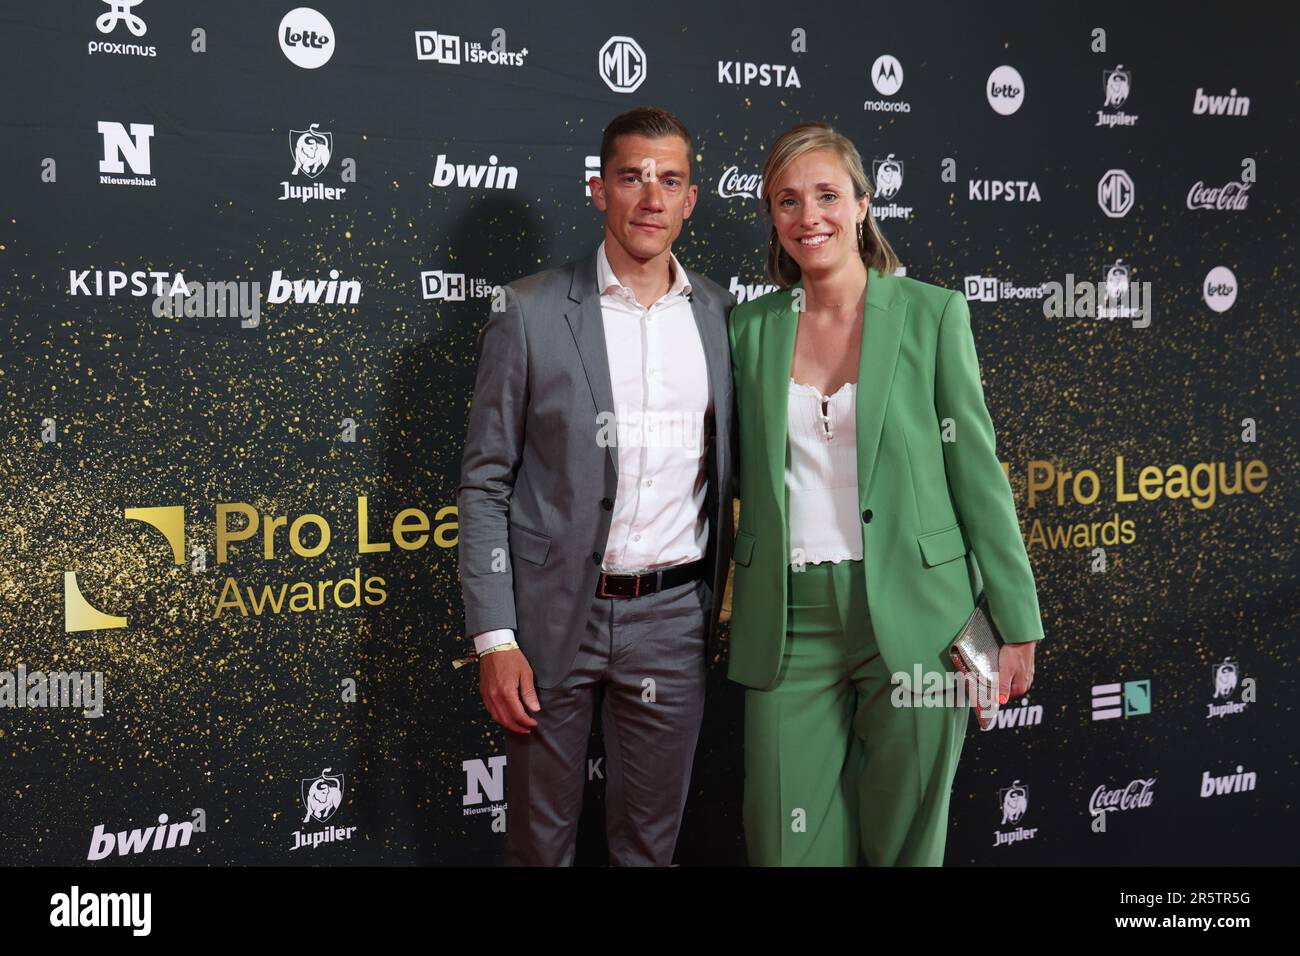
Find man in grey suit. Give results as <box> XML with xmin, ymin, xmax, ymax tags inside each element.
<box><xmin>457</xmin><ymin>106</ymin><xmax>735</xmax><ymax>866</ymax></box>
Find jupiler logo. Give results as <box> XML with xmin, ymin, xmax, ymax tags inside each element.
<box><xmin>993</xmin><ymin>779</ymin><xmax>1038</xmax><ymax>847</ymax></box>
<box><xmin>1097</xmin><ymin>64</ymin><xmax>1138</xmax><ymax>127</ymax></box>
<box><xmin>279</xmin><ymin>124</ymin><xmax>348</xmax><ymax>203</ymax></box>
<box><xmin>292</xmin><ymin>766</ymin><xmax>358</xmax><ymax>850</ymax></box>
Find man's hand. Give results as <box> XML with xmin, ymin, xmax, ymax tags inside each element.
<box><xmin>997</xmin><ymin>640</ymin><xmax>1036</xmax><ymax>705</ymax></box>
<box><xmin>480</xmin><ymin>648</ymin><xmax>542</xmax><ymax>733</ymax></box>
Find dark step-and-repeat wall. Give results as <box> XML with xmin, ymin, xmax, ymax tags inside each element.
<box><xmin>1</xmin><ymin>1</ymin><xmax>1295</xmax><ymax>865</ymax></box>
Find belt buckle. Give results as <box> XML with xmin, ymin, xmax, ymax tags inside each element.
<box><xmin>598</xmin><ymin>573</ymin><xmax>642</xmax><ymax>599</ymax></box>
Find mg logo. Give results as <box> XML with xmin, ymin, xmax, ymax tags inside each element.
<box><xmin>1097</xmin><ymin>168</ymin><xmax>1134</xmax><ymax>218</ymax></box>
<box><xmin>98</xmin><ymin>121</ymin><xmax>154</xmax><ymax>175</ymax></box>
<box><xmin>599</xmin><ymin>36</ymin><xmax>646</xmax><ymax>93</ymax></box>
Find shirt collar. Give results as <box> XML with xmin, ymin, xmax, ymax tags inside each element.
<box><xmin>596</xmin><ymin>240</ymin><xmax>692</xmax><ymax>302</ymax></box>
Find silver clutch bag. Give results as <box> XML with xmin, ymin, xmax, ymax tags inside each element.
<box><xmin>947</xmin><ymin>592</ymin><xmax>1004</xmax><ymax>730</ymax></box>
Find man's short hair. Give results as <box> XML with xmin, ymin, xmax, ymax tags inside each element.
<box><xmin>599</xmin><ymin>106</ymin><xmax>693</xmax><ymax>180</ymax></box>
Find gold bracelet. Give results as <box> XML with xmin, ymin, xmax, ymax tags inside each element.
<box><xmin>477</xmin><ymin>641</ymin><xmax>519</xmax><ymax>658</ymax></box>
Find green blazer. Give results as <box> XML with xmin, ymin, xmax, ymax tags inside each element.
<box><xmin>727</xmin><ymin>267</ymin><xmax>1045</xmax><ymax>690</ymax></box>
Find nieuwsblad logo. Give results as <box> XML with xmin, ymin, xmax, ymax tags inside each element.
<box><xmin>463</xmin><ymin>755</ymin><xmax>507</xmax><ymax>829</ymax></box>
<box><xmin>414</xmin><ymin>27</ymin><xmax>528</xmax><ymax>67</ymax></box>
<box><xmin>62</xmin><ymin>497</ymin><xmax>457</xmax><ymax>632</ymax></box>
<box><xmin>279</xmin><ymin>123</ymin><xmax>353</xmax><ymax>203</ymax></box>
<box><xmin>599</xmin><ymin>36</ymin><xmax>646</xmax><ymax>93</ymax></box>
<box><xmin>864</xmin><ymin>54</ymin><xmax>909</xmax><ymax>112</ymax></box>
<box><xmin>1096</xmin><ymin>64</ymin><xmax>1138</xmax><ymax>127</ymax></box>
<box><xmin>98</xmin><ymin>121</ymin><xmax>155</xmax><ymax>187</ymax></box>
<box><xmin>292</xmin><ymin>767</ymin><xmax>357</xmax><ymax>850</ymax></box>
<box><xmin>871</xmin><ymin>154</ymin><xmax>912</xmax><ymax>221</ymax></box>
<box><xmin>279</xmin><ymin>7</ymin><xmax>334</xmax><ymax>69</ymax></box>
<box><xmin>993</xmin><ymin>780</ymin><xmax>1038</xmax><ymax>848</ymax></box>
<box><xmin>90</xmin><ymin>0</ymin><xmax>156</xmax><ymax>57</ymax></box>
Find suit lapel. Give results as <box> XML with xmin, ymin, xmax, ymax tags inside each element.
<box><xmin>854</xmin><ymin>268</ymin><xmax>908</xmax><ymax>507</ymax></box>
<box><xmin>564</xmin><ymin>253</ymin><xmax>618</xmax><ymax>476</ymax></box>
<box><xmin>759</xmin><ymin>268</ymin><xmax>908</xmax><ymax>517</ymax></box>
<box><xmin>684</xmin><ymin>274</ymin><xmax>727</xmax><ymax>475</ymax></box>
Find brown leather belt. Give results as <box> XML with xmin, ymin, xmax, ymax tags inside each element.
<box><xmin>595</xmin><ymin>559</ymin><xmax>707</xmax><ymax>599</ymax></box>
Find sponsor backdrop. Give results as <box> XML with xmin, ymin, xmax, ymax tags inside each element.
<box><xmin>0</xmin><ymin>0</ymin><xmax>1296</xmax><ymax>865</ymax></box>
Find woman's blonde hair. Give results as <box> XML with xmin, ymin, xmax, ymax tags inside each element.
<box><xmin>760</xmin><ymin>121</ymin><xmax>901</xmax><ymax>287</ymax></box>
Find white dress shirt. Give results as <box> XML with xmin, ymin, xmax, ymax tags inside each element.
<box><xmin>786</xmin><ymin>378</ymin><xmax>864</xmax><ymax>566</ymax></box>
<box><xmin>473</xmin><ymin>242</ymin><xmax>712</xmax><ymax>654</ymax></box>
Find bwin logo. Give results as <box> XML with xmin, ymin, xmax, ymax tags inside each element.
<box><xmin>266</xmin><ymin>269</ymin><xmax>361</xmax><ymax>304</ymax></box>
<box><xmin>87</xmin><ymin>812</ymin><xmax>195</xmax><ymax>861</ymax></box>
<box><xmin>98</xmin><ymin>121</ymin><xmax>155</xmax><ymax>184</ymax></box>
<box><xmin>432</xmin><ymin>154</ymin><xmax>518</xmax><ymax>190</ymax></box>
<box><xmin>302</xmin><ymin>767</ymin><xmax>345</xmax><ymax>823</ymax></box>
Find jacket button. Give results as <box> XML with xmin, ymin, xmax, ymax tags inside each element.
<box><xmin>600</xmin><ymin>497</ymin><xmax>613</xmax><ymax>510</ymax></box>
<box><xmin>592</xmin><ymin>552</ymin><xmax>602</xmax><ymax>564</ymax></box>
<box><xmin>862</xmin><ymin>509</ymin><xmax>874</xmax><ymax>523</ymax></box>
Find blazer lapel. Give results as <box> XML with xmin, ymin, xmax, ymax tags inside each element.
<box><xmin>564</xmin><ymin>252</ymin><xmax>618</xmax><ymax>477</ymax></box>
<box><xmin>758</xmin><ymin>268</ymin><xmax>908</xmax><ymax>518</ymax></box>
<box><xmin>855</xmin><ymin>268</ymin><xmax>908</xmax><ymax>506</ymax></box>
<box><xmin>684</xmin><ymin>274</ymin><xmax>727</xmax><ymax>475</ymax></box>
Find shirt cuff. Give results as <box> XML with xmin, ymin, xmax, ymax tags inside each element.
<box><xmin>472</xmin><ymin>628</ymin><xmax>516</xmax><ymax>655</ymax></box>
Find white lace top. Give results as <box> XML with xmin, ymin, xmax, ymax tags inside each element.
<box><xmin>785</xmin><ymin>378</ymin><xmax>865</xmax><ymax>566</ymax></box>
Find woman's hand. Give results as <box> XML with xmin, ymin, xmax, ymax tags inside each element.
<box><xmin>997</xmin><ymin>640</ymin><xmax>1036</xmax><ymax>704</ymax></box>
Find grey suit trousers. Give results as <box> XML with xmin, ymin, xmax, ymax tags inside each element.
<box><xmin>504</xmin><ymin>577</ymin><xmax>710</xmax><ymax>866</ymax></box>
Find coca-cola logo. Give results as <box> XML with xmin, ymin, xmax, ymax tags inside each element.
<box><xmin>1088</xmin><ymin>778</ymin><xmax>1156</xmax><ymax>818</ymax></box>
<box><xmin>718</xmin><ymin>165</ymin><xmax>763</xmax><ymax>200</ymax></box>
<box><xmin>1186</xmin><ymin>179</ymin><xmax>1250</xmax><ymax>211</ymax></box>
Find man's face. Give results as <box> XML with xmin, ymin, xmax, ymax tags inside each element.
<box><xmin>590</xmin><ymin>133</ymin><xmax>698</xmax><ymax>262</ymax></box>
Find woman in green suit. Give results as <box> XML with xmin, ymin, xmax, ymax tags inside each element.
<box><xmin>728</xmin><ymin>122</ymin><xmax>1045</xmax><ymax>866</ymax></box>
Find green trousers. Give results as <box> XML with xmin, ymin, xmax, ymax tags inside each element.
<box><xmin>742</xmin><ymin>558</ymin><xmax>968</xmax><ymax>866</ymax></box>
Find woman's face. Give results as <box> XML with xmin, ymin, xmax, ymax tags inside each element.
<box><xmin>768</xmin><ymin>148</ymin><xmax>870</xmax><ymax>279</ymax></box>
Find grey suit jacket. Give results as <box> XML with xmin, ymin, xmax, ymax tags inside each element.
<box><xmin>456</xmin><ymin>248</ymin><xmax>736</xmax><ymax>687</ymax></box>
